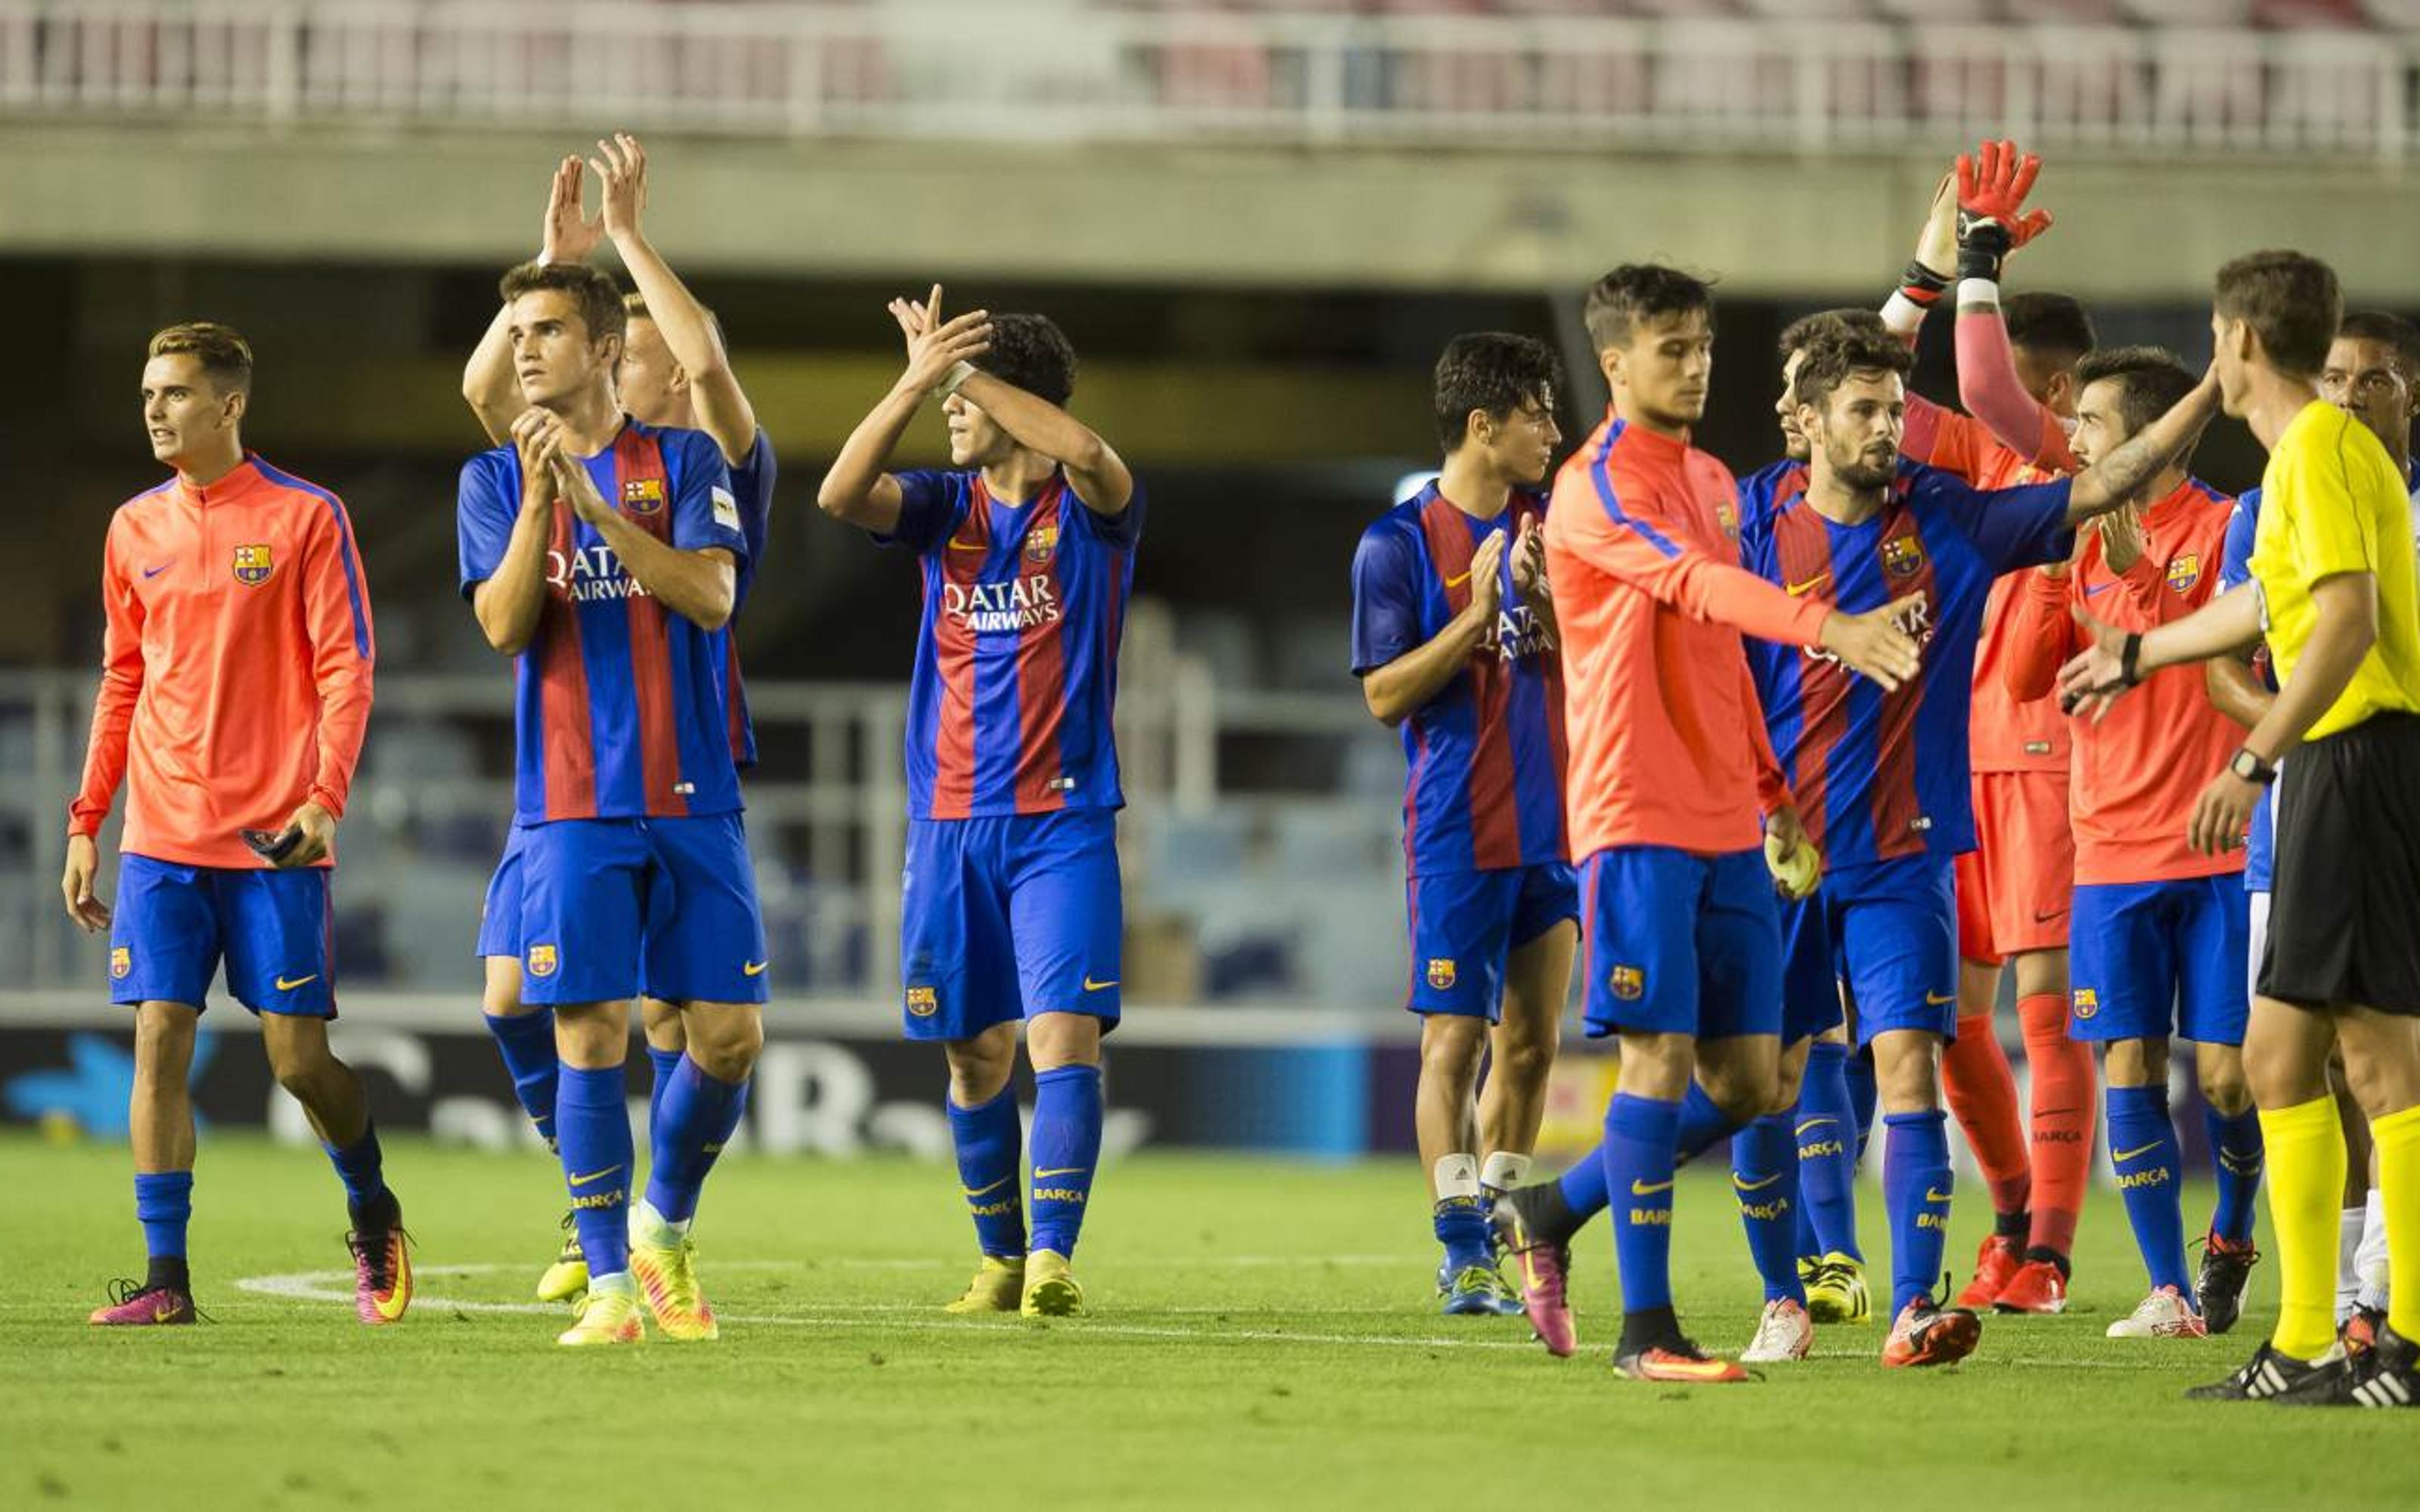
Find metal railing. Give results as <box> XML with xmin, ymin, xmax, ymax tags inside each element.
<box><xmin>3</xmin><ymin>2</ymin><xmax>2416</xmax><ymax>160</ymax></box>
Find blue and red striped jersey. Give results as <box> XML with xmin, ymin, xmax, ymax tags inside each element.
<box><xmin>1736</xmin><ymin>457</ymin><xmax>2072</xmax><ymax>867</ymax></box>
<box><xmin>881</xmin><ymin>469</ymin><xmax>1141</xmax><ymax>820</ymax></box>
<box><xmin>721</xmin><ymin>427</ymin><xmax>777</xmax><ymax>770</ymax></box>
<box><xmin>1351</xmin><ymin>482</ymin><xmax>1566</xmax><ymax>876</ymax></box>
<box><xmin>458</xmin><ymin>419</ymin><xmax>749</xmax><ymax>824</ymax></box>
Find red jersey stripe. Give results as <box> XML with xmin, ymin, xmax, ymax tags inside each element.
<box><xmin>1868</xmin><ymin>519</ymin><xmax>1939</xmax><ymax>860</ymax></box>
<box><xmin>929</xmin><ymin>484</ymin><xmax>992</xmax><ymax>820</ymax></box>
<box><xmin>616</xmin><ymin>430</ymin><xmax>685</xmax><ymax>817</ymax></box>
<box><xmin>537</xmin><ymin>504</ymin><xmax>598</xmax><ymax>821</ymax></box>
<box><xmin>1773</xmin><ymin>510</ymin><xmax>1851</xmax><ymax>855</ymax></box>
<box><xmin>1013</xmin><ymin>492</ymin><xmax>1072</xmax><ymax>811</ymax></box>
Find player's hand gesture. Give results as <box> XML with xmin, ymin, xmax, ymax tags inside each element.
<box><xmin>2097</xmin><ymin>502</ymin><xmax>2145</xmax><ymax>575</ymax></box>
<box><xmin>1913</xmin><ymin>169</ymin><xmax>1958</xmax><ymax>280</ymax></box>
<box><xmin>1817</xmin><ymin>603</ymin><xmax>1922</xmax><ymax>692</ymax></box>
<box><xmin>591</xmin><ymin>133</ymin><xmax>647</xmax><ymax>243</ymax></box>
<box><xmin>2188</xmin><ymin>767</ymin><xmax>2257</xmax><ymax>857</ymax></box>
<box><xmin>2055</xmin><ymin>603</ymin><xmax>2143</xmax><ymax>720</ymax></box>
<box><xmin>512</xmin><ymin>410</ymin><xmax>564</xmax><ymax>516</ymax></box>
<box><xmin>1509</xmin><ymin>516</ymin><xmax>1549</xmax><ymax>603</ymax></box>
<box><xmin>890</xmin><ymin>286</ymin><xmax>993</xmax><ymax>398</ymax></box>
<box><xmin>60</xmin><ymin>833</ymin><xmax>110</xmax><ymax>933</ymax></box>
<box><xmin>1955</xmin><ymin>139</ymin><xmax>2053</xmax><ymax>281</ymax></box>
<box><xmin>1462</xmin><ymin>528</ymin><xmax>1506</xmax><ymax>636</ymax></box>
<box><xmin>541</xmin><ymin>155</ymin><xmax>603</xmax><ymax>267</ymax></box>
<box><xmin>551</xmin><ymin>448</ymin><xmax>615</xmax><ymax>528</ymax></box>
<box><xmin>271</xmin><ymin>802</ymin><xmax>336</xmax><ymax>869</ymax></box>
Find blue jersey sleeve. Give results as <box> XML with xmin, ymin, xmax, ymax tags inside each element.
<box><xmin>2218</xmin><ymin>487</ymin><xmax>2261</xmax><ymax>592</ymax></box>
<box><xmin>1912</xmin><ymin>465</ymin><xmax>2076</xmax><ymax>574</ymax></box>
<box><xmin>669</xmin><ymin>429</ymin><xmax>747</xmax><ymax>562</ymax></box>
<box><xmin>1076</xmin><ymin>476</ymin><xmax>1145</xmax><ymax>551</ymax></box>
<box><xmin>1350</xmin><ymin>521</ymin><xmax>1427</xmax><ymax>677</ymax></box>
<box><xmin>876</xmin><ymin>469</ymin><xmax>964</xmax><ymax>555</ymax></box>
<box><xmin>456</xmin><ymin>451</ymin><xmax>517</xmax><ymax>602</ymax></box>
<box><xmin>728</xmin><ymin>429</ymin><xmax>777</xmax><ymax>569</ymax></box>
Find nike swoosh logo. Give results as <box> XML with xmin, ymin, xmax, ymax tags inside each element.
<box><xmin>1034</xmin><ymin>1167</ymin><xmax>1090</xmax><ymax>1180</ymax></box>
<box><xmin>1733</xmin><ymin>1173</ymin><xmax>1782</xmax><ymax>1192</ymax></box>
<box><xmin>946</xmin><ymin>538</ymin><xmax>987</xmax><ymax>553</ymax></box>
<box><xmin>1795</xmin><ymin>1117</ymin><xmax>1838</xmax><ymax>1136</ymax></box>
<box><xmin>2084</xmin><ymin>580</ymin><xmax>2119</xmax><ymax>596</ymax></box>
<box><xmin>1630</xmin><ymin>1178</ymin><xmax>1675</xmax><ymax>1197</ymax></box>
<box><xmin>743</xmin><ymin>960</ymin><xmax>769</xmax><ymax>977</ymax></box>
<box><xmin>2112</xmin><ymin>1142</ymin><xmax>2162</xmax><ymax>1164</ymax></box>
<box><xmin>1925</xmin><ymin>1187</ymin><xmax>1953</xmax><ymax>1204</ymax></box>
<box><xmin>1925</xmin><ymin>990</ymin><xmax>1956</xmax><ymax>1005</ymax></box>
<box><xmin>1786</xmin><ymin>572</ymin><xmax>1831</xmax><ymax>596</ymax></box>
<box><xmin>1083</xmin><ymin>977</ymin><xmax>1119</xmax><ymax>992</ymax></box>
<box><xmin>2034</xmin><ymin>909</ymin><xmax>2069</xmax><ymax>923</ymax></box>
<box><xmin>569</xmin><ymin>1164</ymin><xmax>625</xmax><ymax>1187</ymax></box>
<box><xmin>961</xmin><ymin>1176</ymin><xmax>1013</xmax><ymax>1198</ymax></box>
<box><xmin>275</xmin><ymin>974</ymin><xmax>318</xmax><ymax>991</ymax></box>
<box><xmin>142</xmin><ymin>564</ymin><xmax>170</xmax><ymax>579</ymax></box>
<box><xmin>1443</xmin><ymin>570</ymin><xmax>1472</xmax><ymax>588</ymax></box>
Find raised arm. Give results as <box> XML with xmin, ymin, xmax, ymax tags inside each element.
<box><xmin>816</xmin><ymin>290</ymin><xmax>992</xmax><ymax>534</ymax></box>
<box><xmin>2063</xmin><ymin>370</ymin><xmax>2221</xmax><ymax>522</ymax></box>
<box><xmin>1950</xmin><ymin>140</ymin><xmax>2077</xmax><ymax>472</ymax></box>
<box><xmin>62</xmin><ymin>522</ymin><xmax>143</xmax><ymax>931</ymax></box>
<box><xmin>464</xmin><ymin>157</ymin><xmax>602</xmax><ymax>445</ymax></box>
<box><xmin>594</xmin><ymin>134</ymin><xmax>757</xmax><ymax>463</ymax></box>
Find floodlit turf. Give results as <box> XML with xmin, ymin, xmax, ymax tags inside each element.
<box><xmin>2</xmin><ymin>1133</ymin><xmax>2415</xmax><ymax>1510</ymax></box>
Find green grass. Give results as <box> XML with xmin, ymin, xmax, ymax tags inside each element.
<box><xmin>2</xmin><ymin>1133</ymin><xmax>2413</xmax><ymax>1510</ymax></box>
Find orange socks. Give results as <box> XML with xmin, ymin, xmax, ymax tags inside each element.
<box><xmin>1944</xmin><ymin>1012</ymin><xmax>2031</xmax><ymax>1222</ymax></box>
<box><xmin>2020</xmin><ymin>991</ymin><xmax>2096</xmax><ymax>1258</ymax></box>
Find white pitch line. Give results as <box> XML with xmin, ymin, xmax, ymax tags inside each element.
<box><xmin>231</xmin><ymin>1263</ymin><xmax>2177</xmax><ymax>1366</ymax></box>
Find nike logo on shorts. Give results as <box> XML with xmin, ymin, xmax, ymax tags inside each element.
<box><xmin>1083</xmin><ymin>977</ymin><xmax>1118</xmax><ymax>992</ymax></box>
<box><xmin>275</xmin><ymin>974</ymin><xmax>318</xmax><ymax>991</ymax></box>
<box><xmin>1925</xmin><ymin>990</ymin><xmax>1956</xmax><ymax>1005</ymax></box>
<box><xmin>743</xmin><ymin>960</ymin><xmax>770</xmax><ymax>977</ymax></box>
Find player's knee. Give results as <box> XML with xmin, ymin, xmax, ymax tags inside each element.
<box><xmin>2102</xmin><ymin>1037</ymin><xmax>2162</xmax><ymax>1088</ymax></box>
<box><xmin>945</xmin><ymin>1025</ymin><xmax>1018</xmax><ymax>1104</ymax></box>
<box><xmin>1698</xmin><ymin>1064</ymin><xmax>1771</xmax><ymax>1126</ymax></box>
<box><xmin>685</xmin><ymin>1009</ymin><xmax>763</xmax><ymax>1082</ymax></box>
<box><xmin>2197</xmin><ymin>1058</ymin><xmax>2252</xmax><ymax>1116</ymax></box>
<box><xmin>132</xmin><ymin>1002</ymin><xmax>198</xmax><ymax>1065</ymax></box>
<box><xmin>1490</xmin><ymin>1030</ymin><xmax>1556</xmax><ymax>1091</ymax></box>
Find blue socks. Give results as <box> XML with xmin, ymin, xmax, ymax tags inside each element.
<box><xmin>1602</xmin><ymin>1092</ymin><xmax>1682</xmax><ymax>1317</ymax></box>
<box><xmin>1434</xmin><ymin>1198</ymin><xmax>1491</xmax><ymax>1273</ymax></box>
<box><xmin>483</xmin><ymin>1010</ymin><xmax>559</xmax><ymax>1147</ymax></box>
<box><xmin>2205</xmin><ymin>1103</ymin><xmax>2265</xmax><ymax>1246</ymax></box>
<box><xmin>643</xmin><ymin>1055</ymin><xmax>749</xmax><ymax>1227</ymax></box>
<box><xmin>947</xmin><ymin>1087</ymin><xmax>1028</xmax><ymax>1258</ymax></box>
<box><xmin>1733</xmin><ymin>1112</ymin><xmax>1805</xmax><ymax>1305</ymax></box>
<box><xmin>135</xmin><ymin>1170</ymin><xmax>192</xmax><ymax>1259</ymax></box>
<box><xmin>646</xmin><ymin>1044</ymin><xmax>686</xmax><ymax>1138</ymax></box>
<box><xmin>323</xmin><ymin>1123</ymin><xmax>391</xmax><ymax>1222</ymax></box>
<box><xmin>1559</xmin><ymin>1140</ymin><xmax>1610</xmax><ymax>1222</ymax></box>
<box><xmin>1029</xmin><ymin>1065</ymin><xmax>1104</xmax><ymax>1258</ymax></box>
<box><xmin>1844</xmin><ymin>1046</ymin><xmax>1879</xmax><ymax>1163</ymax></box>
<box><xmin>1882</xmin><ymin>1109</ymin><xmax>1953</xmax><ymax>1317</ymax></box>
<box><xmin>1675</xmin><ymin>1083</ymin><xmax>1742</xmax><ymax>1165</ymax></box>
<box><xmin>1796</xmin><ymin>1042</ymin><xmax>1863</xmax><ymax>1261</ymax></box>
<box><xmin>557</xmin><ymin>1064</ymin><xmax>634</xmax><ymax>1278</ymax></box>
<box><xmin>2108</xmin><ymin>1083</ymin><xmax>2189</xmax><ymax>1294</ymax></box>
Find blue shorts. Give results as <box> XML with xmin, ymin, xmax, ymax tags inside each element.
<box><xmin>109</xmin><ymin>854</ymin><xmax>336</xmax><ymax>1017</ymax></box>
<box><xmin>1579</xmin><ymin>846</ymin><xmax>1781</xmax><ymax>1040</ymax></box>
<box><xmin>1780</xmin><ymin>854</ymin><xmax>1958</xmax><ymax>1048</ymax></box>
<box><xmin>1406</xmin><ymin>861</ymin><xmax>1579</xmax><ymax>1019</ymax></box>
<box><xmin>901</xmin><ymin>810</ymin><xmax>1122</xmax><ymax>1042</ymax></box>
<box><xmin>476</xmin><ymin>826</ymin><xmax>526</xmax><ymax>959</ymax></box>
<box><xmin>516</xmin><ymin>813</ymin><xmax>768</xmax><ymax>1009</ymax></box>
<box><xmin>2069</xmin><ymin>875</ymin><xmax>2250</xmax><ymax>1046</ymax></box>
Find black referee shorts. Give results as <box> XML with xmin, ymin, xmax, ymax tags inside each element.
<box><xmin>2261</xmin><ymin>710</ymin><xmax>2420</xmax><ymax>1015</ymax></box>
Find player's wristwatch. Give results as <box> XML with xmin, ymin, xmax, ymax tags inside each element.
<box><xmin>2228</xmin><ymin>747</ymin><xmax>2279</xmax><ymax>785</ymax></box>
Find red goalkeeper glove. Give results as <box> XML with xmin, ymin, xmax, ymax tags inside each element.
<box><xmin>1955</xmin><ymin>138</ymin><xmax>2054</xmax><ymax>283</ymax></box>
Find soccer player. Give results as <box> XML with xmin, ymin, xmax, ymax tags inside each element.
<box><xmin>2061</xmin><ymin>250</ymin><xmax>2420</xmax><ymax>1406</ymax></box>
<box><xmin>2003</xmin><ymin>348</ymin><xmax>2262</xmax><ymax>1340</ymax></box>
<box><xmin>817</xmin><ymin>288</ymin><xmax>1137</xmax><ymax>1319</ymax></box>
<box><xmin>460</xmin><ymin>140</ymin><xmax>777</xmax><ymax>1303</ymax></box>
<box><xmin>2211</xmin><ymin>309</ymin><xmax>2420</xmax><ymax>1350</ymax></box>
<box><xmin>457</xmin><ymin>259</ymin><xmax>765</xmax><ymax>1347</ymax></box>
<box><xmin>1521</xmin><ymin>262</ymin><xmax>1924</xmax><ymax>1380</ymax></box>
<box><xmin>66</xmin><ymin>322</ymin><xmax>406</xmax><ymax>1327</ymax></box>
<box><xmin>1352</xmin><ymin>333</ymin><xmax>1574</xmax><ymax>1315</ymax></box>
<box><xmin>1737</xmin><ymin>321</ymin><xmax>2219</xmax><ymax>1367</ymax></box>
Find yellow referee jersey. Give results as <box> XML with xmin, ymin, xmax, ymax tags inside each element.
<box><xmin>2249</xmin><ymin>401</ymin><xmax>2420</xmax><ymax>742</ymax></box>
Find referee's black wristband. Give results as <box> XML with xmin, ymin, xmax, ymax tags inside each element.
<box><xmin>2120</xmin><ymin>632</ymin><xmax>2144</xmax><ymax>686</ymax></box>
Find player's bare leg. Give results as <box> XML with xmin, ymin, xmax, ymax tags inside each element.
<box><xmin>1872</xmin><ymin>1029</ymin><xmax>1980</xmax><ymax>1367</ymax></box>
<box><xmin>1023</xmin><ymin>1010</ymin><xmax>1105</xmax><ymax>1317</ymax></box>
<box><xmin>2192</xmin><ymin>1038</ymin><xmax>2263</xmax><ymax>1332</ymax></box>
<box><xmin>1419</xmin><ymin>1013</ymin><xmax>1495</xmax><ymax>1313</ymax></box>
<box><xmin>629</xmin><ymin>1000</ymin><xmax>759</xmax><ymax>1341</ymax></box>
<box><xmin>93</xmin><ymin>1001</ymin><xmax>202</xmax><ymax>1326</ymax></box>
<box><xmin>940</xmin><ymin>1023</ymin><xmax>1027</xmax><ymax>1313</ymax></box>
<box><xmin>1479</xmin><ymin>919</ymin><xmax>1575</xmax><ymax>1169</ymax></box>
<box><xmin>553</xmin><ymin>1000</ymin><xmax>643</xmax><ymax>1345</ymax></box>
<box><xmin>260</xmin><ymin>1013</ymin><xmax>409</xmax><ymax>1325</ymax></box>
<box><xmin>1947</xmin><ymin>957</ymin><xmax>2031</xmax><ymax>1306</ymax></box>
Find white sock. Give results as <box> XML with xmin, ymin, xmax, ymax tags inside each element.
<box><xmin>2339</xmin><ymin>1207</ymin><xmax>2367</xmax><ymax>1323</ymax></box>
<box><xmin>1433</xmin><ymin>1154</ymin><xmax>1481</xmax><ymax>1204</ymax></box>
<box><xmin>629</xmin><ymin>1196</ymin><xmax>688</xmax><ymax>1247</ymax></box>
<box><xmin>1480</xmin><ymin>1151</ymin><xmax>1531</xmax><ymax>1196</ymax></box>
<box><xmin>2356</xmin><ymin>1187</ymin><xmax>2392</xmax><ymax>1315</ymax></box>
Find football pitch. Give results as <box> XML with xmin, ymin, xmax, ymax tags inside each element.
<box><xmin>3</xmin><ymin>1134</ymin><xmax>2413</xmax><ymax>1510</ymax></box>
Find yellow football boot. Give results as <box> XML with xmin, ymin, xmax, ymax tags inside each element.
<box><xmin>1020</xmin><ymin>1248</ymin><xmax>1085</xmax><ymax>1318</ymax></box>
<box><xmin>945</xmin><ymin>1254</ymin><xmax>1026</xmax><ymax>1315</ymax></box>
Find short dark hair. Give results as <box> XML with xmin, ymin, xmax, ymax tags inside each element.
<box><xmin>500</xmin><ymin>261</ymin><xmax>628</xmax><ymax>345</ymax></box>
<box><xmin>1778</xmin><ymin>307</ymin><xmax>1890</xmax><ymax>367</ymax></box>
<box><xmin>2003</xmin><ymin>292</ymin><xmax>2096</xmax><ymax>364</ymax></box>
<box><xmin>1433</xmin><ymin>332</ymin><xmax>1564</xmax><ymax>451</ymax></box>
<box><xmin>2074</xmin><ymin>345</ymin><xmax>2199</xmax><ymax>462</ymax></box>
<box><xmin>2215</xmin><ymin>250</ymin><xmax>2341</xmax><ymax>380</ymax></box>
<box><xmin>147</xmin><ymin>321</ymin><xmax>253</xmax><ymax>394</ymax></box>
<box><xmin>973</xmin><ymin>313</ymin><xmax>1076</xmax><ymax>407</ymax></box>
<box><xmin>1791</xmin><ymin>323</ymin><xmax>1915</xmax><ymax>413</ymax></box>
<box><xmin>2335</xmin><ymin>308</ymin><xmax>2420</xmax><ymax>384</ymax></box>
<box><xmin>1584</xmin><ymin>264</ymin><xmax>1713</xmax><ymax>352</ymax></box>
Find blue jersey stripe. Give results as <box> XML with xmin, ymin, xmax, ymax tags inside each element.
<box><xmin>254</xmin><ymin>457</ymin><xmax>371</xmax><ymax>659</ymax></box>
<box><xmin>1587</xmin><ymin>421</ymin><xmax>1683</xmax><ymax>559</ymax></box>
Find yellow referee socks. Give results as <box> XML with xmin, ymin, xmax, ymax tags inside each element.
<box><xmin>2259</xmin><ymin>1094</ymin><xmax>2347</xmax><ymax>1362</ymax></box>
<box><xmin>2374</xmin><ymin>1102</ymin><xmax>2420</xmax><ymax>1344</ymax></box>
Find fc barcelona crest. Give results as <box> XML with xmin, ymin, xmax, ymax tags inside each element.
<box><xmin>110</xmin><ymin>947</ymin><xmax>131</xmax><ymax>980</ymax></box>
<box><xmin>1025</xmin><ymin>522</ymin><xmax>1060</xmax><ymax>564</ymax></box>
<box><xmin>231</xmin><ymin>544</ymin><xmax>274</xmax><ymax>586</ymax></box>
<box><xmin>622</xmin><ymin>478</ymin><xmax>666</xmax><ymax>515</ymax></box>
<box><xmin>2167</xmin><ymin>553</ymin><xmax>2201</xmax><ymax>594</ymax></box>
<box><xmin>1714</xmin><ymin>502</ymin><xmax>1739</xmax><ymax>542</ymax></box>
<box><xmin>2072</xmin><ymin>987</ymin><xmax>2099</xmax><ymax>1020</ymax></box>
<box><xmin>1880</xmin><ymin>533</ymin><xmax>1927</xmax><ymax>579</ymax></box>
<box><xmin>906</xmin><ymin>985</ymin><xmax>939</xmax><ymax>1018</ymax></box>
<box><xmin>1611</xmin><ymin>965</ymin><xmax>1645</xmax><ymax>1001</ymax></box>
<box><xmin>1426</xmin><ymin>958</ymin><xmax>1457</xmax><ymax>991</ymax></box>
<box><xmin>526</xmin><ymin>943</ymin><xmax>559</xmax><ymax>979</ymax></box>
